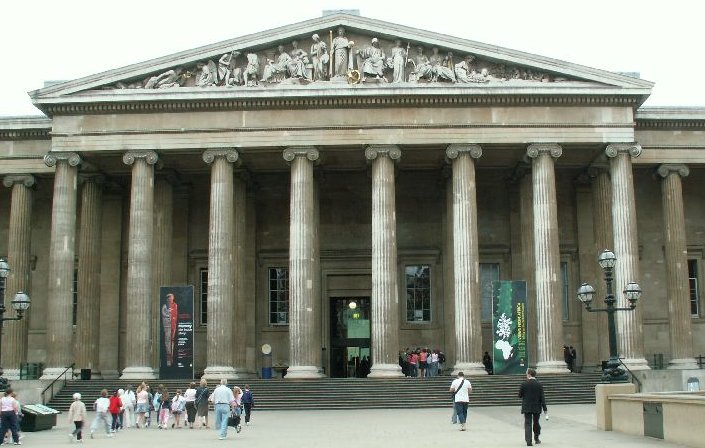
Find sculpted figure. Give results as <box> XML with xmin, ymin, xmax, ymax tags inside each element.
<box><xmin>218</xmin><ymin>50</ymin><xmax>243</xmax><ymax>86</ymax></box>
<box><xmin>390</xmin><ymin>40</ymin><xmax>408</xmax><ymax>83</ymax></box>
<box><xmin>356</xmin><ymin>38</ymin><xmax>386</xmax><ymax>81</ymax></box>
<box><xmin>331</xmin><ymin>27</ymin><xmax>350</xmax><ymax>77</ymax></box>
<box><xmin>195</xmin><ymin>60</ymin><xmax>217</xmax><ymax>87</ymax></box>
<box><xmin>413</xmin><ymin>46</ymin><xmax>433</xmax><ymax>81</ymax></box>
<box><xmin>455</xmin><ymin>55</ymin><xmax>490</xmax><ymax>83</ymax></box>
<box><xmin>429</xmin><ymin>48</ymin><xmax>455</xmax><ymax>82</ymax></box>
<box><xmin>261</xmin><ymin>45</ymin><xmax>291</xmax><ymax>82</ymax></box>
<box><xmin>144</xmin><ymin>67</ymin><xmax>186</xmax><ymax>89</ymax></box>
<box><xmin>245</xmin><ymin>53</ymin><xmax>259</xmax><ymax>86</ymax></box>
<box><xmin>287</xmin><ymin>41</ymin><xmax>310</xmax><ymax>79</ymax></box>
<box><xmin>310</xmin><ymin>34</ymin><xmax>329</xmax><ymax>81</ymax></box>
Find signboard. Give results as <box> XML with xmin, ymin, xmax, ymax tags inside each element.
<box><xmin>491</xmin><ymin>281</ymin><xmax>528</xmax><ymax>375</ymax></box>
<box><xmin>159</xmin><ymin>286</ymin><xmax>194</xmax><ymax>379</ymax></box>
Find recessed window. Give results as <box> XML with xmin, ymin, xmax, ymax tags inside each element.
<box><xmin>269</xmin><ymin>267</ymin><xmax>289</xmax><ymax>325</ymax></box>
<box><xmin>405</xmin><ymin>265</ymin><xmax>431</xmax><ymax>322</ymax></box>
<box><xmin>688</xmin><ymin>259</ymin><xmax>700</xmax><ymax>317</ymax></box>
<box><xmin>199</xmin><ymin>268</ymin><xmax>208</xmax><ymax>325</ymax></box>
<box><xmin>480</xmin><ymin>263</ymin><xmax>500</xmax><ymax>322</ymax></box>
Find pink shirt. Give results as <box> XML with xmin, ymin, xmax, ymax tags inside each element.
<box><xmin>136</xmin><ymin>390</ymin><xmax>149</xmax><ymax>404</ymax></box>
<box><xmin>419</xmin><ymin>352</ymin><xmax>428</xmax><ymax>363</ymax></box>
<box><xmin>0</xmin><ymin>396</ymin><xmax>16</xmax><ymax>412</ymax></box>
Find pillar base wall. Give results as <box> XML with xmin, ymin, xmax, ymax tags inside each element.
<box><xmin>3</xmin><ymin>369</ymin><xmax>21</xmax><ymax>381</ymax></box>
<box><xmin>203</xmin><ymin>366</ymin><xmax>238</xmax><ymax>380</ymax></box>
<box><xmin>667</xmin><ymin>358</ymin><xmax>700</xmax><ymax>370</ymax></box>
<box><xmin>101</xmin><ymin>370</ymin><xmax>120</xmax><ymax>380</ymax></box>
<box><xmin>284</xmin><ymin>366</ymin><xmax>325</xmax><ymax>379</ymax></box>
<box><xmin>620</xmin><ymin>357</ymin><xmax>651</xmax><ymax>371</ymax></box>
<box><xmin>40</xmin><ymin>367</ymin><xmax>75</xmax><ymax>381</ymax></box>
<box><xmin>536</xmin><ymin>360</ymin><xmax>570</xmax><ymax>374</ymax></box>
<box><xmin>120</xmin><ymin>366</ymin><xmax>157</xmax><ymax>380</ymax></box>
<box><xmin>452</xmin><ymin>363</ymin><xmax>487</xmax><ymax>376</ymax></box>
<box><xmin>368</xmin><ymin>364</ymin><xmax>404</xmax><ymax>378</ymax></box>
<box><xmin>595</xmin><ymin>382</ymin><xmax>637</xmax><ymax>431</ymax></box>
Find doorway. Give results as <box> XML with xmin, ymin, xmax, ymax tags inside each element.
<box><xmin>329</xmin><ymin>297</ymin><xmax>371</xmax><ymax>378</ymax></box>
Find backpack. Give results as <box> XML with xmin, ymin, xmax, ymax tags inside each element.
<box><xmin>439</xmin><ymin>353</ymin><xmax>446</xmax><ymax>363</ymax></box>
<box><xmin>152</xmin><ymin>392</ymin><xmax>161</xmax><ymax>410</ymax></box>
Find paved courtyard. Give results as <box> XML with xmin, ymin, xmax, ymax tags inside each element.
<box><xmin>10</xmin><ymin>404</ymin><xmax>687</xmax><ymax>447</ymax></box>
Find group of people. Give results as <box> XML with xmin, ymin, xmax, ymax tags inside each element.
<box><xmin>399</xmin><ymin>348</ymin><xmax>445</xmax><ymax>377</ymax></box>
<box><xmin>67</xmin><ymin>379</ymin><xmax>255</xmax><ymax>442</ymax></box>
<box><xmin>563</xmin><ymin>345</ymin><xmax>578</xmax><ymax>373</ymax></box>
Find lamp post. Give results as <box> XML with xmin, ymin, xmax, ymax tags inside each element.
<box><xmin>0</xmin><ymin>258</ymin><xmax>31</xmax><ymax>387</ymax></box>
<box><xmin>576</xmin><ymin>249</ymin><xmax>641</xmax><ymax>383</ymax></box>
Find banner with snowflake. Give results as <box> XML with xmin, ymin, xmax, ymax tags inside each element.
<box><xmin>491</xmin><ymin>281</ymin><xmax>528</xmax><ymax>375</ymax></box>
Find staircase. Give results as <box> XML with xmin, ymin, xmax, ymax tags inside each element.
<box><xmin>47</xmin><ymin>373</ymin><xmax>602</xmax><ymax>411</ymax></box>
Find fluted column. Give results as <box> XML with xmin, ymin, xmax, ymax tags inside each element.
<box><xmin>657</xmin><ymin>164</ymin><xmax>698</xmax><ymax>369</ymax></box>
<box><xmin>1</xmin><ymin>175</ymin><xmax>35</xmax><ymax>379</ymax></box>
<box><xmin>606</xmin><ymin>143</ymin><xmax>649</xmax><ymax>370</ymax></box>
<box><xmin>446</xmin><ymin>144</ymin><xmax>486</xmax><ymax>375</ymax></box>
<box><xmin>151</xmin><ymin>176</ymin><xmax>174</xmax><ymax>369</ymax></box>
<box><xmin>41</xmin><ymin>152</ymin><xmax>81</xmax><ymax>379</ymax></box>
<box><xmin>284</xmin><ymin>146</ymin><xmax>323</xmax><ymax>379</ymax></box>
<box><xmin>232</xmin><ymin>173</ymin><xmax>249</xmax><ymax>375</ymax></box>
<box><xmin>365</xmin><ymin>145</ymin><xmax>404</xmax><ymax>378</ymax></box>
<box><xmin>121</xmin><ymin>150</ymin><xmax>159</xmax><ymax>379</ymax></box>
<box><xmin>518</xmin><ymin>167</ymin><xmax>538</xmax><ymax>367</ymax></box>
<box><xmin>526</xmin><ymin>144</ymin><xmax>569</xmax><ymax>374</ymax></box>
<box><xmin>75</xmin><ymin>175</ymin><xmax>104</xmax><ymax>377</ymax></box>
<box><xmin>202</xmin><ymin>149</ymin><xmax>239</xmax><ymax>379</ymax></box>
<box><xmin>589</xmin><ymin>167</ymin><xmax>612</xmax><ymax>363</ymax></box>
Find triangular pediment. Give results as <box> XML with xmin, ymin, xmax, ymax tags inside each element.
<box><xmin>30</xmin><ymin>14</ymin><xmax>653</xmax><ymax>110</ymax></box>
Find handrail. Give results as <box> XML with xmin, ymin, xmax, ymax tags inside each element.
<box><xmin>41</xmin><ymin>363</ymin><xmax>75</xmax><ymax>405</ymax></box>
<box><xmin>618</xmin><ymin>358</ymin><xmax>641</xmax><ymax>392</ymax></box>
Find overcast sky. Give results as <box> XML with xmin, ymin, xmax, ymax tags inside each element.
<box><xmin>2</xmin><ymin>0</ymin><xmax>703</xmax><ymax>116</ymax></box>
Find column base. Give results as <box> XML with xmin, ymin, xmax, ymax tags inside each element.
<box><xmin>620</xmin><ymin>357</ymin><xmax>651</xmax><ymax>371</ymax></box>
<box><xmin>202</xmin><ymin>366</ymin><xmax>238</xmax><ymax>380</ymax></box>
<box><xmin>284</xmin><ymin>366</ymin><xmax>325</xmax><ymax>379</ymax></box>
<box><xmin>667</xmin><ymin>358</ymin><xmax>700</xmax><ymax>370</ymax></box>
<box><xmin>100</xmin><ymin>370</ymin><xmax>120</xmax><ymax>380</ymax></box>
<box><xmin>40</xmin><ymin>367</ymin><xmax>75</xmax><ymax>381</ymax></box>
<box><xmin>452</xmin><ymin>362</ymin><xmax>487</xmax><ymax>376</ymax></box>
<box><xmin>2</xmin><ymin>369</ymin><xmax>20</xmax><ymax>380</ymax></box>
<box><xmin>120</xmin><ymin>366</ymin><xmax>157</xmax><ymax>380</ymax></box>
<box><xmin>368</xmin><ymin>364</ymin><xmax>404</xmax><ymax>378</ymax></box>
<box><xmin>536</xmin><ymin>360</ymin><xmax>570</xmax><ymax>374</ymax></box>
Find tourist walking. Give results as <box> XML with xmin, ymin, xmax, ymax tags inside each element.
<box><xmin>157</xmin><ymin>388</ymin><xmax>172</xmax><ymax>429</ymax></box>
<box><xmin>122</xmin><ymin>385</ymin><xmax>136</xmax><ymax>428</ymax></box>
<box><xmin>67</xmin><ymin>392</ymin><xmax>87</xmax><ymax>442</ymax></box>
<box><xmin>135</xmin><ymin>384</ymin><xmax>149</xmax><ymax>428</ymax></box>
<box><xmin>449</xmin><ymin>372</ymin><xmax>472</xmax><ymax>431</ymax></box>
<box><xmin>0</xmin><ymin>389</ymin><xmax>21</xmax><ymax>445</ymax></box>
<box><xmin>232</xmin><ymin>386</ymin><xmax>243</xmax><ymax>433</ymax></box>
<box><xmin>108</xmin><ymin>390</ymin><xmax>122</xmax><ymax>433</ymax></box>
<box><xmin>241</xmin><ymin>385</ymin><xmax>254</xmax><ymax>426</ymax></box>
<box><xmin>195</xmin><ymin>378</ymin><xmax>210</xmax><ymax>429</ymax></box>
<box><xmin>170</xmin><ymin>389</ymin><xmax>185</xmax><ymax>428</ymax></box>
<box><xmin>90</xmin><ymin>389</ymin><xmax>112</xmax><ymax>438</ymax></box>
<box><xmin>519</xmin><ymin>367</ymin><xmax>548</xmax><ymax>446</ymax></box>
<box><xmin>209</xmin><ymin>379</ymin><xmax>235</xmax><ymax>440</ymax></box>
<box><xmin>183</xmin><ymin>382</ymin><xmax>198</xmax><ymax>429</ymax></box>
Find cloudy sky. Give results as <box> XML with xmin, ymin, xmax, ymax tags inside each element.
<box><xmin>2</xmin><ymin>0</ymin><xmax>703</xmax><ymax>116</ymax></box>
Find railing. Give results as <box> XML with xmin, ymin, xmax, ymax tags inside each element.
<box><xmin>41</xmin><ymin>363</ymin><xmax>75</xmax><ymax>405</ymax></box>
<box><xmin>618</xmin><ymin>358</ymin><xmax>642</xmax><ymax>392</ymax></box>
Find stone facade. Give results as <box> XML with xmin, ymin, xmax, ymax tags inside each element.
<box><xmin>0</xmin><ymin>15</ymin><xmax>703</xmax><ymax>379</ymax></box>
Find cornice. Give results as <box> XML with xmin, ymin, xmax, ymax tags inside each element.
<box><xmin>635</xmin><ymin>119</ymin><xmax>705</xmax><ymax>130</ymax></box>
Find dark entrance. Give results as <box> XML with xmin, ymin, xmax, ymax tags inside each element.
<box><xmin>329</xmin><ymin>297</ymin><xmax>371</xmax><ymax>378</ymax></box>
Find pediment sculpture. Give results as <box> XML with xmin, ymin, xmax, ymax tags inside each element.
<box><xmin>109</xmin><ymin>27</ymin><xmax>578</xmax><ymax>90</ymax></box>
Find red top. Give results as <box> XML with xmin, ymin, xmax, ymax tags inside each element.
<box><xmin>419</xmin><ymin>352</ymin><xmax>428</xmax><ymax>363</ymax></box>
<box><xmin>108</xmin><ymin>396</ymin><xmax>122</xmax><ymax>414</ymax></box>
<box><xmin>409</xmin><ymin>353</ymin><xmax>419</xmax><ymax>365</ymax></box>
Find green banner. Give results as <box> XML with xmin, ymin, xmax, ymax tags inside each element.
<box><xmin>491</xmin><ymin>281</ymin><xmax>528</xmax><ymax>375</ymax></box>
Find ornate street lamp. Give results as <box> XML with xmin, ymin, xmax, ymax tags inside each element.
<box><xmin>0</xmin><ymin>258</ymin><xmax>31</xmax><ymax>388</ymax></box>
<box><xmin>577</xmin><ymin>249</ymin><xmax>641</xmax><ymax>383</ymax></box>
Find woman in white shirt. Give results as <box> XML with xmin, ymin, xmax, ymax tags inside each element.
<box><xmin>183</xmin><ymin>382</ymin><xmax>197</xmax><ymax>429</ymax></box>
<box><xmin>0</xmin><ymin>388</ymin><xmax>20</xmax><ymax>445</ymax></box>
<box><xmin>449</xmin><ymin>372</ymin><xmax>472</xmax><ymax>431</ymax></box>
<box><xmin>170</xmin><ymin>390</ymin><xmax>186</xmax><ymax>428</ymax></box>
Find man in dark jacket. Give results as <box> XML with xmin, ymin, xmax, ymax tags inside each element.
<box><xmin>519</xmin><ymin>368</ymin><xmax>547</xmax><ymax>446</ymax></box>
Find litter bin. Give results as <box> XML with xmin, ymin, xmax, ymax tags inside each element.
<box><xmin>80</xmin><ymin>369</ymin><xmax>92</xmax><ymax>380</ymax></box>
<box><xmin>262</xmin><ymin>352</ymin><xmax>272</xmax><ymax>379</ymax></box>
<box><xmin>20</xmin><ymin>404</ymin><xmax>60</xmax><ymax>432</ymax></box>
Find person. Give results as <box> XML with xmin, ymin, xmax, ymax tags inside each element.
<box><xmin>231</xmin><ymin>386</ymin><xmax>243</xmax><ymax>433</ymax></box>
<box><xmin>0</xmin><ymin>388</ymin><xmax>20</xmax><ymax>445</ymax></box>
<box><xmin>438</xmin><ymin>350</ymin><xmax>446</xmax><ymax>375</ymax></box>
<box><xmin>145</xmin><ymin>384</ymin><xmax>155</xmax><ymax>428</ymax></box>
<box><xmin>122</xmin><ymin>385</ymin><xmax>136</xmax><ymax>428</ymax></box>
<box><xmin>418</xmin><ymin>349</ymin><xmax>428</xmax><ymax>378</ymax></box>
<box><xmin>429</xmin><ymin>47</ymin><xmax>455</xmax><ymax>82</ymax></box>
<box><xmin>357</xmin><ymin>38</ymin><xmax>386</xmax><ymax>81</ymax></box>
<box><xmin>563</xmin><ymin>345</ymin><xmax>573</xmax><ymax>372</ymax></box>
<box><xmin>390</xmin><ymin>40</ymin><xmax>407</xmax><ymax>83</ymax></box>
<box><xmin>449</xmin><ymin>372</ymin><xmax>472</xmax><ymax>431</ymax></box>
<box><xmin>519</xmin><ymin>368</ymin><xmax>548</xmax><ymax>446</ymax></box>
<box><xmin>430</xmin><ymin>349</ymin><xmax>439</xmax><ymax>377</ymax></box>
<box><xmin>108</xmin><ymin>389</ymin><xmax>122</xmax><ymax>433</ymax></box>
<box><xmin>135</xmin><ymin>384</ymin><xmax>149</xmax><ymax>428</ymax></box>
<box><xmin>158</xmin><ymin>388</ymin><xmax>171</xmax><ymax>429</ymax></box>
<box><xmin>68</xmin><ymin>392</ymin><xmax>87</xmax><ymax>443</ymax></box>
<box><xmin>183</xmin><ymin>382</ymin><xmax>198</xmax><ymax>429</ymax></box>
<box><xmin>570</xmin><ymin>346</ymin><xmax>578</xmax><ymax>373</ymax></box>
<box><xmin>261</xmin><ymin>45</ymin><xmax>291</xmax><ymax>83</ymax></box>
<box><xmin>483</xmin><ymin>351</ymin><xmax>494</xmax><ymax>374</ymax></box>
<box><xmin>241</xmin><ymin>385</ymin><xmax>254</xmax><ymax>426</ymax></box>
<box><xmin>408</xmin><ymin>350</ymin><xmax>418</xmax><ymax>377</ymax></box>
<box><xmin>90</xmin><ymin>389</ymin><xmax>112</xmax><ymax>438</ymax></box>
<box><xmin>209</xmin><ymin>379</ymin><xmax>235</xmax><ymax>440</ymax></box>
<box><xmin>310</xmin><ymin>34</ymin><xmax>328</xmax><ymax>82</ymax></box>
<box><xmin>170</xmin><ymin>389</ymin><xmax>185</xmax><ymax>428</ymax></box>
<box><xmin>287</xmin><ymin>41</ymin><xmax>309</xmax><ymax>80</ymax></box>
<box><xmin>195</xmin><ymin>378</ymin><xmax>210</xmax><ymax>429</ymax></box>
<box><xmin>413</xmin><ymin>46</ymin><xmax>432</xmax><ymax>81</ymax></box>
<box><xmin>331</xmin><ymin>27</ymin><xmax>350</xmax><ymax>77</ymax></box>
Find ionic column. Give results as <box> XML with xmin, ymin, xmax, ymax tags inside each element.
<box><xmin>284</xmin><ymin>146</ymin><xmax>323</xmax><ymax>379</ymax></box>
<box><xmin>365</xmin><ymin>145</ymin><xmax>404</xmax><ymax>378</ymax></box>
<box><xmin>202</xmin><ymin>149</ymin><xmax>239</xmax><ymax>379</ymax></box>
<box><xmin>232</xmin><ymin>173</ymin><xmax>249</xmax><ymax>375</ymax></box>
<box><xmin>121</xmin><ymin>150</ymin><xmax>158</xmax><ymax>379</ymax></box>
<box><xmin>606</xmin><ymin>143</ymin><xmax>649</xmax><ymax>370</ymax></box>
<box><xmin>589</xmin><ymin>167</ymin><xmax>612</xmax><ymax>363</ymax></box>
<box><xmin>41</xmin><ymin>152</ymin><xmax>81</xmax><ymax>379</ymax></box>
<box><xmin>75</xmin><ymin>175</ymin><xmax>104</xmax><ymax>377</ymax></box>
<box><xmin>526</xmin><ymin>144</ymin><xmax>569</xmax><ymax>374</ymax></box>
<box><xmin>657</xmin><ymin>164</ymin><xmax>698</xmax><ymax>369</ymax></box>
<box><xmin>518</xmin><ymin>166</ymin><xmax>538</xmax><ymax>367</ymax></box>
<box><xmin>152</xmin><ymin>175</ymin><xmax>174</xmax><ymax>369</ymax></box>
<box><xmin>1</xmin><ymin>175</ymin><xmax>35</xmax><ymax>379</ymax></box>
<box><xmin>446</xmin><ymin>144</ymin><xmax>486</xmax><ymax>375</ymax></box>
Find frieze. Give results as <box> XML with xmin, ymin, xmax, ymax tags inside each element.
<box><xmin>105</xmin><ymin>28</ymin><xmax>582</xmax><ymax>91</ymax></box>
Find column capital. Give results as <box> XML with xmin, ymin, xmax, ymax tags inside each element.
<box><xmin>365</xmin><ymin>145</ymin><xmax>401</xmax><ymax>161</ymax></box>
<box><xmin>526</xmin><ymin>143</ymin><xmax>562</xmax><ymax>159</ymax></box>
<box><xmin>123</xmin><ymin>150</ymin><xmax>159</xmax><ymax>166</ymax></box>
<box><xmin>446</xmin><ymin>144</ymin><xmax>482</xmax><ymax>160</ymax></box>
<box><xmin>657</xmin><ymin>164</ymin><xmax>689</xmax><ymax>179</ymax></box>
<box><xmin>3</xmin><ymin>174</ymin><xmax>36</xmax><ymax>188</ymax></box>
<box><xmin>203</xmin><ymin>148</ymin><xmax>240</xmax><ymax>164</ymax></box>
<box><xmin>283</xmin><ymin>146</ymin><xmax>319</xmax><ymax>163</ymax></box>
<box><xmin>605</xmin><ymin>143</ymin><xmax>642</xmax><ymax>158</ymax></box>
<box><xmin>44</xmin><ymin>152</ymin><xmax>81</xmax><ymax>167</ymax></box>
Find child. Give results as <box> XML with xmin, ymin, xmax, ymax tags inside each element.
<box><xmin>68</xmin><ymin>393</ymin><xmax>87</xmax><ymax>443</ymax></box>
<box><xmin>90</xmin><ymin>389</ymin><xmax>112</xmax><ymax>438</ymax></box>
<box><xmin>170</xmin><ymin>389</ymin><xmax>185</xmax><ymax>428</ymax></box>
<box><xmin>158</xmin><ymin>389</ymin><xmax>171</xmax><ymax>429</ymax></box>
<box><xmin>108</xmin><ymin>390</ymin><xmax>122</xmax><ymax>433</ymax></box>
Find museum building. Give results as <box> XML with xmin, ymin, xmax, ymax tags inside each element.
<box><xmin>0</xmin><ymin>13</ymin><xmax>703</xmax><ymax>380</ymax></box>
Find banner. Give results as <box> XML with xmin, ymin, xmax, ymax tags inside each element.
<box><xmin>491</xmin><ymin>281</ymin><xmax>528</xmax><ymax>375</ymax></box>
<box><xmin>159</xmin><ymin>286</ymin><xmax>194</xmax><ymax>379</ymax></box>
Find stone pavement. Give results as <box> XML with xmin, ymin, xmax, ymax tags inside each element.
<box><xmin>9</xmin><ymin>404</ymin><xmax>687</xmax><ymax>447</ymax></box>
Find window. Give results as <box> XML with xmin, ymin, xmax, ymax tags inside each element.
<box><xmin>689</xmin><ymin>259</ymin><xmax>700</xmax><ymax>317</ymax></box>
<box><xmin>480</xmin><ymin>263</ymin><xmax>500</xmax><ymax>322</ymax></box>
<box><xmin>269</xmin><ymin>267</ymin><xmax>289</xmax><ymax>325</ymax></box>
<box><xmin>405</xmin><ymin>265</ymin><xmax>431</xmax><ymax>322</ymax></box>
<box><xmin>561</xmin><ymin>262</ymin><xmax>570</xmax><ymax>321</ymax></box>
<box><xmin>199</xmin><ymin>268</ymin><xmax>208</xmax><ymax>325</ymax></box>
<box><xmin>72</xmin><ymin>268</ymin><xmax>78</xmax><ymax>326</ymax></box>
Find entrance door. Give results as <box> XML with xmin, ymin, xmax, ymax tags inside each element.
<box><xmin>329</xmin><ymin>297</ymin><xmax>371</xmax><ymax>378</ymax></box>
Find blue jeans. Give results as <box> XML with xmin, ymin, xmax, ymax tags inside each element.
<box><xmin>454</xmin><ymin>402</ymin><xmax>468</xmax><ymax>424</ymax></box>
<box><xmin>214</xmin><ymin>403</ymin><xmax>230</xmax><ymax>438</ymax></box>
